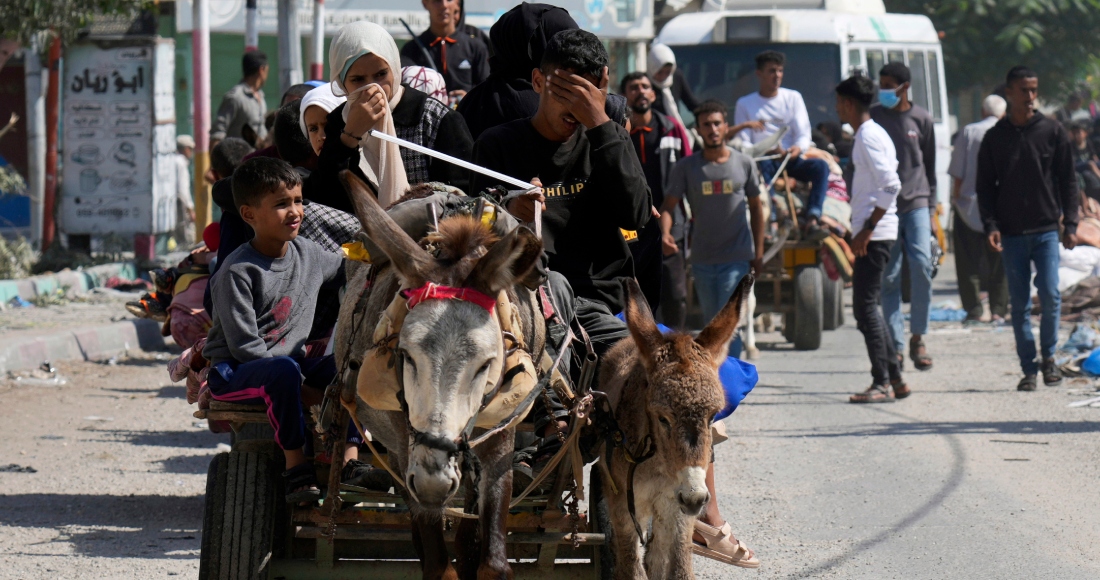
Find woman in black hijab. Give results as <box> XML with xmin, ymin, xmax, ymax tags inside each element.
<box><xmin>457</xmin><ymin>3</ymin><xmax>626</xmax><ymax>139</ymax></box>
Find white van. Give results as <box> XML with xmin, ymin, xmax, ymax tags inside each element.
<box><xmin>656</xmin><ymin>0</ymin><xmax>951</xmax><ymax>212</ymax></box>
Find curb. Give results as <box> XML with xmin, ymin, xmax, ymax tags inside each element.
<box><xmin>0</xmin><ymin>262</ymin><xmax>139</xmax><ymax>304</ymax></box>
<box><xmin>0</xmin><ymin>319</ymin><xmax>172</xmax><ymax>374</ymax></box>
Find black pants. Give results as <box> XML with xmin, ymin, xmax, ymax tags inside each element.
<box><xmin>660</xmin><ymin>247</ymin><xmax>688</xmax><ymax>330</ymax></box>
<box><xmin>953</xmin><ymin>213</ymin><xmax>1008</xmax><ymax>320</ymax></box>
<box><xmin>853</xmin><ymin>240</ymin><xmax>902</xmax><ymax>385</ymax></box>
<box><xmin>534</xmin><ymin>272</ymin><xmax>631</xmax><ymax>435</ymax></box>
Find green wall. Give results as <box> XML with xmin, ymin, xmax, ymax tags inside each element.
<box><xmin>172</xmin><ymin>32</ymin><xmax>339</xmax><ymax>140</ymax></box>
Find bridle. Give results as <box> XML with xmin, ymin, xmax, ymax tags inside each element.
<box><xmin>389</xmin><ymin>281</ymin><xmax>547</xmax><ymax>511</ymax></box>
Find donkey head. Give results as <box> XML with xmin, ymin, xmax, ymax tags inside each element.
<box><xmin>622</xmin><ymin>274</ymin><xmax>753</xmax><ymax>516</ymax></box>
<box><xmin>341</xmin><ymin>171</ymin><xmax>541</xmax><ymax>506</ymax></box>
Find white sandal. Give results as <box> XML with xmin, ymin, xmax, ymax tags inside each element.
<box><xmin>692</xmin><ymin>520</ymin><xmax>760</xmax><ymax>569</ymax></box>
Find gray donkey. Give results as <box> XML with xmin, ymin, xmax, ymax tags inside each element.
<box><xmin>597</xmin><ymin>275</ymin><xmax>752</xmax><ymax>580</ymax></box>
<box><xmin>334</xmin><ymin>171</ymin><xmax>544</xmax><ymax>580</ymax></box>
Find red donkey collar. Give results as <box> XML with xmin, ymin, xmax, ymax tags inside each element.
<box><xmin>402</xmin><ymin>282</ymin><xmax>496</xmax><ymax>314</ymax></box>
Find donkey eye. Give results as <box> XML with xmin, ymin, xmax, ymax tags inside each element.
<box><xmin>477</xmin><ymin>361</ymin><xmax>492</xmax><ymax>376</ymax></box>
<box><xmin>658</xmin><ymin>417</ymin><xmax>671</xmax><ymax>430</ymax></box>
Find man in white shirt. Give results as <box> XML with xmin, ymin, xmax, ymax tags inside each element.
<box><xmin>174</xmin><ymin>135</ymin><xmax>196</xmax><ymax>245</ymax></box>
<box><xmin>949</xmin><ymin>95</ymin><xmax>1008</xmax><ymax>324</ymax></box>
<box><xmin>734</xmin><ymin>50</ymin><xmax>831</xmax><ymax>234</ymax></box>
<box><xmin>835</xmin><ymin>75</ymin><xmax>908</xmax><ymax>403</ymax></box>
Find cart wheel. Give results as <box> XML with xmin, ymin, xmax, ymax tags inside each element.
<box><xmin>200</xmin><ymin>453</ymin><xmax>229</xmax><ymax>580</ymax></box>
<box><xmin>589</xmin><ymin>468</ymin><xmax>614</xmax><ymax>580</ymax></box>
<box><xmin>207</xmin><ymin>450</ymin><xmax>280</xmax><ymax>579</ymax></box>
<box><xmin>822</xmin><ymin>269</ymin><xmax>843</xmax><ymax>331</ymax></box>
<box><xmin>793</xmin><ymin>266</ymin><xmax>823</xmax><ymax>350</ymax></box>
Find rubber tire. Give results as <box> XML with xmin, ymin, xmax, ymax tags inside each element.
<box><xmin>822</xmin><ymin>269</ymin><xmax>843</xmax><ymax>331</ymax></box>
<box><xmin>211</xmin><ymin>450</ymin><xmax>279</xmax><ymax>579</ymax></box>
<box><xmin>199</xmin><ymin>453</ymin><xmax>229</xmax><ymax>580</ymax></box>
<box><xmin>589</xmin><ymin>468</ymin><xmax>614</xmax><ymax>580</ymax></box>
<box><xmin>793</xmin><ymin>265</ymin><xmax>823</xmax><ymax>350</ymax></box>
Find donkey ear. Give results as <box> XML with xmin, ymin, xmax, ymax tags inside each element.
<box><xmin>622</xmin><ymin>278</ymin><xmax>664</xmax><ymax>371</ymax></box>
<box><xmin>465</xmin><ymin>226</ymin><xmax>542</xmax><ymax>295</ymax></box>
<box><xmin>339</xmin><ymin>170</ymin><xmax>432</xmax><ymax>287</ymax></box>
<box><xmin>695</xmin><ymin>273</ymin><xmax>754</xmax><ymax>367</ymax></box>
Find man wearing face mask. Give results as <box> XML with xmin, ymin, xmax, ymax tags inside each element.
<box><xmin>870</xmin><ymin>62</ymin><xmax>938</xmax><ymax>372</ymax></box>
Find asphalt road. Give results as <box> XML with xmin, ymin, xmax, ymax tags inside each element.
<box><xmin>698</xmin><ymin>276</ymin><xmax>1100</xmax><ymax>579</ymax></box>
<box><xmin>2</xmin><ymin>269</ymin><xmax>1099</xmax><ymax>579</ymax></box>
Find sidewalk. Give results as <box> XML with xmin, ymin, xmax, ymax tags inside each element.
<box><xmin>0</xmin><ymin>262</ymin><xmax>176</xmax><ymax>374</ymax></box>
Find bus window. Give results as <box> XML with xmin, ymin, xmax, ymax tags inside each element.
<box><xmin>867</xmin><ymin>49</ymin><xmax>884</xmax><ymax>80</ymax></box>
<box><xmin>907</xmin><ymin>50</ymin><xmax>929</xmax><ymax>112</ymax></box>
<box><xmin>848</xmin><ymin>48</ymin><xmax>863</xmax><ymax>76</ymax></box>
<box><xmin>927</xmin><ymin>50</ymin><xmax>944</xmax><ymax>121</ymax></box>
<box><xmin>887</xmin><ymin>49</ymin><xmax>904</xmax><ymax>64</ymax></box>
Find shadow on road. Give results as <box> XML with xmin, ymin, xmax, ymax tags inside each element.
<box><xmin>773</xmin><ymin>420</ymin><xmax>1100</xmax><ymax>438</ymax></box>
<box><xmin>85</xmin><ymin>428</ymin><xmax>222</xmax><ymax>449</ymax></box>
<box><xmin>0</xmin><ymin>493</ymin><xmax>203</xmax><ymax>560</ymax></box>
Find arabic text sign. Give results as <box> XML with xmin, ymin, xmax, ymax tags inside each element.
<box><xmin>62</xmin><ymin>44</ymin><xmax>156</xmax><ymax>235</ymax></box>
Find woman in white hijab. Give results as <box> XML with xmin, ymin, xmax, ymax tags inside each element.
<box><xmin>306</xmin><ymin>21</ymin><xmax>474</xmax><ymax>213</ymax></box>
<box><xmin>299</xmin><ymin>83</ymin><xmax>346</xmax><ymax>157</ymax></box>
<box><xmin>647</xmin><ymin>43</ymin><xmax>699</xmax><ymax>128</ymax></box>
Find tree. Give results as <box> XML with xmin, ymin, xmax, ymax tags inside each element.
<box><xmin>0</xmin><ymin>0</ymin><xmax>146</xmax><ymax>47</ymax></box>
<box><xmin>885</xmin><ymin>0</ymin><xmax>1100</xmax><ymax>94</ymax></box>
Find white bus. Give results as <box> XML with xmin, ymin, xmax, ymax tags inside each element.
<box><xmin>656</xmin><ymin>0</ymin><xmax>952</xmax><ymax>213</ymax></box>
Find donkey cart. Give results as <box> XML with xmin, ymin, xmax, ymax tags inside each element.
<box><xmin>753</xmin><ymin>235</ymin><xmax>845</xmax><ymax>351</ymax></box>
<box><xmin>194</xmin><ymin>399</ymin><xmax>611</xmax><ymax>579</ymax></box>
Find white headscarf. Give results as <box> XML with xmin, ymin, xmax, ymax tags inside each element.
<box><xmin>298</xmin><ymin>84</ymin><xmax>346</xmax><ymax>140</ymax></box>
<box><xmin>402</xmin><ymin>65</ymin><xmax>449</xmax><ymax>104</ymax></box>
<box><xmin>647</xmin><ymin>43</ymin><xmax>686</xmax><ymax>127</ymax></box>
<box><xmin>328</xmin><ymin>21</ymin><xmax>408</xmax><ymax>207</ymax></box>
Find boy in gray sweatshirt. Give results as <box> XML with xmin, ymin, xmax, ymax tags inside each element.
<box><xmin>203</xmin><ymin>157</ymin><xmax>346</xmax><ymax>503</ymax></box>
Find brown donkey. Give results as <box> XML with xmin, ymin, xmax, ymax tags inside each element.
<box><xmin>597</xmin><ymin>275</ymin><xmax>752</xmax><ymax>580</ymax></box>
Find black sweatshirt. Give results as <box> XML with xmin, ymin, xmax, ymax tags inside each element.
<box><xmin>399</xmin><ymin>28</ymin><xmax>490</xmax><ymax>93</ymax></box>
<box><xmin>976</xmin><ymin>112</ymin><xmax>1079</xmax><ymax>236</ymax></box>
<box><xmin>471</xmin><ymin>120</ymin><xmax>652</xmax><ymax>312</ymax></box>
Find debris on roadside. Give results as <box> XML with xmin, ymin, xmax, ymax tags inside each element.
<box><xmin>7</xmin><ymin>363</ymin><xmax>67</xmax><ymax>386</ymax></box>
<box><xmin>0</xmin><ymin>463</ymin><xmax>37</xmax><ymax>473</ymax></box>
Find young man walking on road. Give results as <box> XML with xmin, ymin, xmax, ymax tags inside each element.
<box><xmin>659</xmin><ymin>100</ymin><xmax>766</xmax><ymax>357</ymax></box>
<box><xmin>835</xmin><ymin>76</ymin><xmax>908</xmax><ymax>403</ymax></box>
<box><xmin>949</xmin><ymin>94</ymin><xmax>1008</xmax><ymax>324</ymax></box>
<box><xmin>977</xmin><ymin>66</ymin><xmax>1080</xmax><ymax>391</ymax></box>
<box><xmin>621</xmin><ymin>71</ymin><xmax>692</xmax><ymax>328</ymax></box>
<box><xmin>871</xmin><ymin>62</ymin><xmax>938</xmax><ymax>371</ymax></box>
<box><xmin>734</xmin><ymin>51</ymin><xmax>830</xmax><ymax>234</ymax></box>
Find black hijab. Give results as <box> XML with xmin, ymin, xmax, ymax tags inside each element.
<box><xmin>456</xmin><ymin>3</ymin><xmax>578</xmax><ymax>139</ymax></box>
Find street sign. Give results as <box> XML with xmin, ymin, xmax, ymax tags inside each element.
<box><xmin>60</xmin><ymin>40</ymin><xmax>177</xmax><ymax>236</ymax></box>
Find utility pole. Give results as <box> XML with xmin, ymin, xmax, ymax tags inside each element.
<box><xmin>310</xmin><ymin>0</ymin><xmax>325</xmax><ymax>81</ymax></box>
<box><xmin>192</xmin><ymin>0</ymin><xmax>211</xmax><ymax>237</ymax></box>
<box><xmin>277</xmin><ymin>0</ymin><xmax>303</xmax><ymax>95</ymax></box>
<box><xmin>42</xmin><ymin>35</ymin><xmax>61</xmax><ymax>249</ymax></box>
<box><xmin>24</xmin><ymin>40</ymin><xmax>46</xmax><ymax>247</ymax></box>
<box><xmin>245</xmin><ymin>0</ymin><xmax>259</xmax><ymax>52</ymax></box>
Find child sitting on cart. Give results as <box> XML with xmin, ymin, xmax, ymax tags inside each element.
<box><xmin>202</xmin><ymin>157</ymin><xmax>347</xmax><ymax>503</ymax></box>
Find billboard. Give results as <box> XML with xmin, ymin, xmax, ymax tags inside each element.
<box><xmin>175</xmin><ymin>0</ymin><xmax>653</xmax><ymax>40</ymax></box>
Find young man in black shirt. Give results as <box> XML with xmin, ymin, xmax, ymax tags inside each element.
<box><xmin>472</xmin><ymin>27</ymin><xmax>650</xmax><ymax>489</ymax></box>
<box><xmin>977</xmin><ymin>66</ymin><xmax>1079</xmax><ymax>391</ymax></box>
<box><xmin>399</xmin><ymin>0</ymin><xmax>489</xmax><ymax>101</ymax></box>
<box><xmin>472</xmin><ymin>28</ymin><xmax>651</xmax><ymax>351</ymax></box>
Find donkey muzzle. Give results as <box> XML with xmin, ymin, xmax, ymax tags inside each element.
<box><xmin>676</xmin><ymin>466</ymin><xmax>710</xmax><ymax>516</ymax></box>
<box><xmin>406</xmin><ymin>441</ymin><xmax>461</xmax><ymax>506</ymax></box>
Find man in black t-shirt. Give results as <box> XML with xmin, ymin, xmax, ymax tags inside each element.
<box><xmin>400</xmin><ymin>0</ymin><xmax>489</xmax><ymax>101</ymax></box>
<box><xmin>472</xmin><ymin>29</ymin><xmax>651</xmax><ymax>331</ymax></box>
<box><xmin>621</xmin><ymin>71</ymin><xmax>691</xmax><ymax>329</ymax></box>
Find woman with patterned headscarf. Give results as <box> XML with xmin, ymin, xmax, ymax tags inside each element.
<box><xmin>306</xmin><ymin>21</ymin><xmax>474</xmax><ymax>212</ymax></box>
